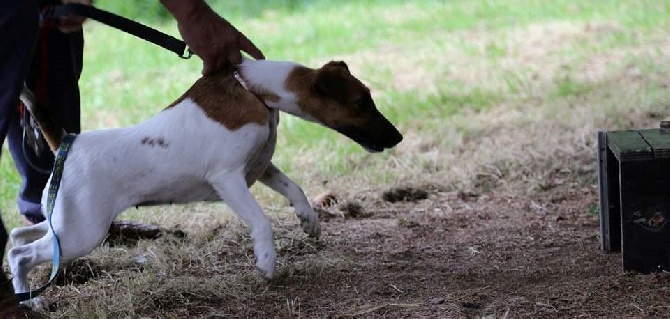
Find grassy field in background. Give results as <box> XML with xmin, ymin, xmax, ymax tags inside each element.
<box><xmin>3</xmin><ymin>0</ymin><xmax>670</xmax><ymax>317</ymax></box>
<box><xmin>2</xmin><ymin>0</ymin><xmax>669</xmax><ymax>232</ymax></box>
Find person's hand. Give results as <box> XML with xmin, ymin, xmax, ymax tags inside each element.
<box><xmin>162</xmin><ymin>0</ymin><xmax>264</xmax><ymax>75</ymax></box>
<box><xmin>58</xmin><ymin>0</ymin><xmax>93</xmax><ymax>33</ymax></box>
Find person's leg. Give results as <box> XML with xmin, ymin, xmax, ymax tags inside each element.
<box><xmin>0</xmin><ymin>0</ymin><xmax>41</xmax><ymax>316</ymax></box>
<box><xmin>0</xmin><ymin>0</ymin><xmax>40</xmax><ymax>254</ymax></box>
<box><xmin>6</xmin><ymin>14</ymin><xmax>83</xmax><ymax>224</ymax></box>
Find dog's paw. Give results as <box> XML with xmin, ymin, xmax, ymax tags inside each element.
<box><xmin>255</xmin><ymin>245</ymin><xmax>277</xmax><ymax>279</ymax></box>
<box><xmin>20</xmin><ymin>296</ymin><xmax>48</xmax><ymax>312</ymax></box>
<box><xmin>297</xmin><ymin>206</ymin><xmax>321</xmax><ymax>238</ymax></box>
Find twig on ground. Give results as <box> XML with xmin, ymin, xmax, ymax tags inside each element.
<box><xmin>389</xmin><ymin>283</ymin><xmax>403</xmax><ymax>293</ymax></box>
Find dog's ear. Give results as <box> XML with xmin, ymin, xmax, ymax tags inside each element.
<box><xmin>313</xmin><ymin>61</ymin><xmax>351</xmax><ymax>102</ymax></box>
<box><xmin>324</xmin><ymin>60</ymin><xmax>350</xmax><ymax>72</ymax></box>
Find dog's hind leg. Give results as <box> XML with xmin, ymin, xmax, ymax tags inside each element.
<box><xmin>9</xmin><ymin>200</ymin><xmax>110</xmax><ymax>310</ymax></box>
<box><xmin>259</xmin><ymin>163</ymin><xmax>321</xmax><ymax>238</ymax></box>
<box><xmin>210</xmin><ymin>172</ymin><xmax>277</xmax><ymax>279</ymax></box>
<box><xmin>8</xmin><ymin>235</ymin><xmax>56</xmax><ymax>310</ymax></box>
<box><xmin>10</xmin><ymin>220</ymin><xmax>49</xmax><ymax>247</ymax></box>
<box><xmin>9</xmin><ymin>226</ymin><xmax>108</xmax><ymax>310</ymax></box>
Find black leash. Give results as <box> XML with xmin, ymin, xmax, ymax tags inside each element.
<box><xmin>44</xmin><ymin>3</ymin><xmax>192</xmax><ymax>59</ymax></box>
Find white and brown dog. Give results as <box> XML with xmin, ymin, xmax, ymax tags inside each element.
<box><xmin>9</xmin><ymin>59</ymin><xmax>402</xmax><ymax>306</ymax></box>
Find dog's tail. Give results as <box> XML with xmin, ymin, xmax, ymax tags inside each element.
<box><xmin>19</xmin><ymin>86</ymin><xmax>66</xmax><ymax>153</ymax></box>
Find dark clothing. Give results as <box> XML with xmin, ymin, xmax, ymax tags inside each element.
<box><xmin>0</xmin><ymin>0</ymin><xmax>40</xmax><ymax>260</ymax></box>
<box><xmin>9</xmin><ymin>25</ymin><xmax>83</xmax><ymax>224</ymax></box>
<box><xmin>0</xmin><ymin>0</ymin><xmax>83</xmax><ymax>259</ymax></box>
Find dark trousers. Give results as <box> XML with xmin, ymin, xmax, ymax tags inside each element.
<box><xmin>0</xmin><ymin>0</ymin><xmax>83</xmax><ymax>263</ymax></box>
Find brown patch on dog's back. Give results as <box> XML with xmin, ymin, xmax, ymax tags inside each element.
<box><xmin>166</xmin><ymin>73</ymin><xmax>269</xmax><ymax>130</ymax></box>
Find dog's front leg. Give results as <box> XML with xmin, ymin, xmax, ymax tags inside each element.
<box><xmin>211</xmin><ymin>172</ymin><xmax>277</xmax><ymax>279</ymax></box>
<box><xmin>259</xmin><ymin>163</ymin><xmax>321</xmax><ymax>238</ymax></box>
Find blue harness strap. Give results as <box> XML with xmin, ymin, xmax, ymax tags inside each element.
<box><xmin>15</xmin><ymin>133</ymin><xmax>77</xmax><ymax>302</ymax></box>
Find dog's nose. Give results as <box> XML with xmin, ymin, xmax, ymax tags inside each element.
<box><xmin>385</xmin><ymin>127</ymin><xmax>403</xmax><ymax>148</ymax></box>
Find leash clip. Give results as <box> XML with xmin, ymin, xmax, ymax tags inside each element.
<box><xmin>180</xmin><ymin>47</ymin><xmax>193</xmax><ymax>59</ymax></box>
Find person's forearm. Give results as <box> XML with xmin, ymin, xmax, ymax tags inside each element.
<box><xmin>159</xmin><ymin>0</ymin><xmax>208</xmax><ymax>22</ymax></box>
<box><xmin>159</xmin><ymin>0</ymin><xmax>264</xmax><ymax>74</ymax></box>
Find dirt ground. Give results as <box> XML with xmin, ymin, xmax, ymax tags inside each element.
<box><xmin>38</xmin><ymin>167</ymin><xmax>670</xmax><ymax>318</ymax></box>
<box><xmin>302</xmin><ymin>187</ymin><xmax>667</xmax><ymax>318</ymax></box>
<box><xmin>260</xmin><ymin>186</ymin><xmax>668</xmax><ymax>318</ymax></box>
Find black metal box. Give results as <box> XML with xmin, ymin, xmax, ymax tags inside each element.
<box><xmin>598</xmin><ymin>123</ymin><xmax>670</xmax><ymax>273</ymax></box>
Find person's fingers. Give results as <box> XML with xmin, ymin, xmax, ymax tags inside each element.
<box><xmin>188</xmin><ymin>17</ymin><xmax>262</xmax><ymax>74</ymax></box>
<box><xmin>219</xmin><ymin>60</ymin><xmax>235</xmax><ymax>75</ymax></box>
<box><xmin>203</xmin><ymin>52</ymin><xmax>235</xmax><ymax>76</ymax></box>
<box><xmin>238</xmin><ymin>33</ymin><xmax>264</xmax><ymax>60</ymax></box>
<box><xmin>228</xmin><ymin>48</ymin><xmax>243</xmax><ymax>65</ymax></box>
<box><xmin>58</xmin><ymin>0</ymin><xmax>91</xmax><ymax>33</ymax></box>
<box><xmin>202</xmin><ymin>59</ymin><xmax>215</xmax><ymax>75</ymax></box>
<box><xmin>58</xmin><ymin>16</ymin><xmax>86</xmax><ymax>33</ymax></box>
<box><xmin>216</xmin><ymin>55</ymin><xmax>228</xmax><ymax>73</ymax></box>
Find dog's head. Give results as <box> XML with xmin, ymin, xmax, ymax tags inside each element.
<box><xmin>285</xmin><ymin>61</ymin><xmax>403</xmax><ymax>152</ymax></box>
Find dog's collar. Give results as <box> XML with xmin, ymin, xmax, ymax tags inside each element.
<box><xmin>15</xmin><ymin>133</ymin><xmax>77</xmax><ymax>302</ymax></box>
<box><xmin>233</xmin><ymin>71</ymin><xmax>271</xmax><ymax>110</ymax></box>
<box><xmin>233</xmin><ymin>71</ymin><xmax>250</xmax><ymax>90</ymax></box>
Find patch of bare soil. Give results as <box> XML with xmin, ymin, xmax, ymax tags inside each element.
<box><xmin>265</xmin><ymin>187</ymin><xmax>666</xmax><ymax>318</ymax></box>
<box><xmin>44</xmin><ymin>176</ymin><xmax>670</xmax><ymax>318</ymax></box>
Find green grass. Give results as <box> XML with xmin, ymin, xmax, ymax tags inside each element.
<box><xmin>4</xmin><ymin>1</ymin><xmax>670</xmax><ymax>317</ymax></box>
<box><xmin>2</xmin><ymin>0</ymin><xmax>670</xmax><ymax>230</ymax></box>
